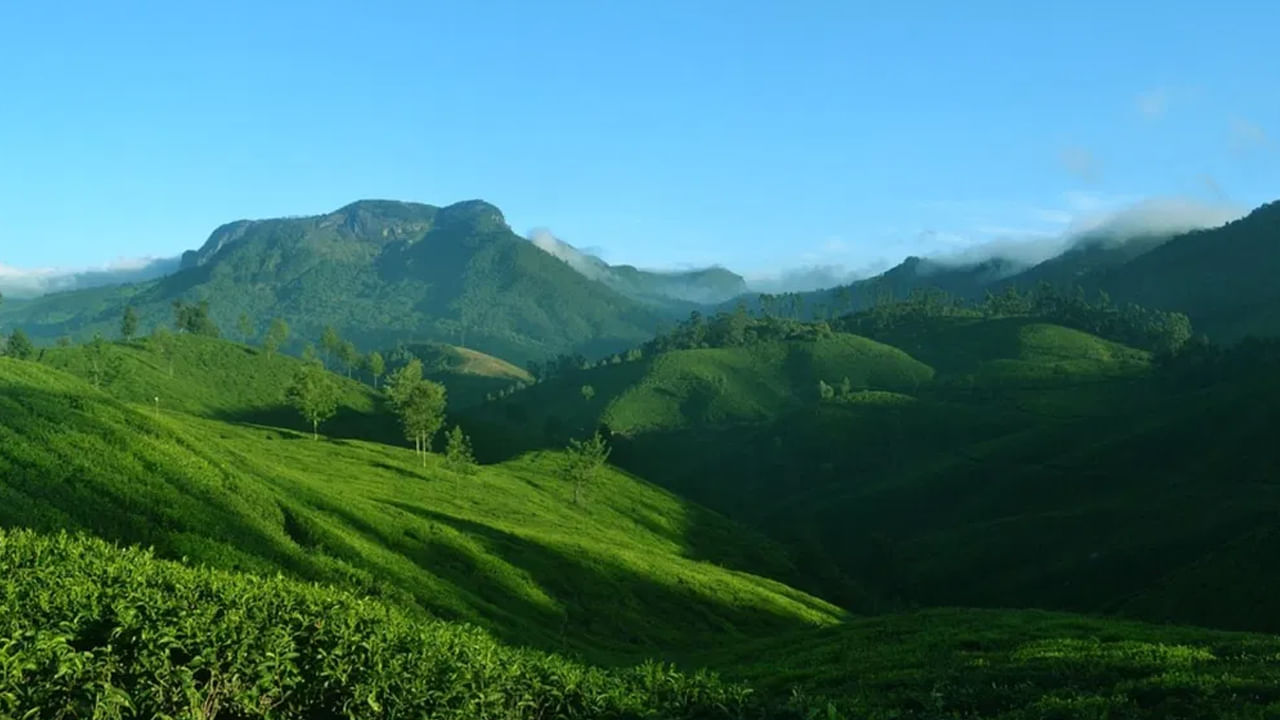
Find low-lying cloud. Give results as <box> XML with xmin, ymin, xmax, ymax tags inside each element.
<box><xmin>526</xmin><ymin>228</ymin><xmax>610</xmax><ymax>281</ymax></box>
<box><xmin>928</xmin><ymin>196</ymin><xmax>1244</xmax><ymax>270</ymax></box>
<box><xmin>0</xmin><ymin>256</ymin><xmax>180</xmax><ymax>298</ymax></box>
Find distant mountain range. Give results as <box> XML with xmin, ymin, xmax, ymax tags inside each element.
<box><xmin>800</xmin><ymin>200</ymin><xmax>1280</xmax><ymax>343</ymax></box>
<box><xmin>0</xmin><ymin>200</ymin><xmax>744</xmax><ymax>363</ymax></box>
<box><xmin>2</xmin><ymin>197</ymin><xmax>1278</xmax><ymax>363</ymax></box>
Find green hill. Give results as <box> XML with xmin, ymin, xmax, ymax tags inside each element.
<box><xmin>0</xmin><ymin>355</ymin><xmax>842</xmax><ymax>661</ymax></box>
<box><xmin>392</xmin><ymin>341</ymin><xmax>534</xmax><ymax>409</ymax></box>
<box><xmin>470</xmin><ymin>331</ymin><xmax>933</xmax><ymax>451</ymax></box>
<box><xmin>0</xmin><ymin>200</ymin><xmax>673</xmax><ymax>365</ymax></box>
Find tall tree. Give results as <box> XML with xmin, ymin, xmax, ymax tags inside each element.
<box><xmin>6</xmin><ymin>329</ymin><xmax>34</xmax><ymax>360</ymax></box>
<box><xmin>120</xmin><ymin>307</ymin><xmax>139</xmax><ymax>341</ymax></box>
<box><xmin>565</xmin><ymin>431</ymin><xmax>611</xmax><ymax>505</ymax></box>
<box><xmin>285</xmin><ymin>363</ymin><xmax>339</xmax><ymax>440</ymax></box>
<box><xmin>83</xmin><ymin>334</ymin><xmax>125</xmax><ymax>389</ymax></box>
<box><xmin>386</xmin><ymin>358</ymin><xmax>424</xmax><ymax>409</ymax></box>
<box><xmin>321</xmin><ymin>326</ymin><xmax>341</xmax><ymax>368</ymax></box>
<box><xmin>366</xmin><ymin>351</ymin><xmax>385</xmax><ymax>389</ymax></box>
<box><xmin>397</xmin><ymin>379</ymin><xmax>447</xmax><ymax>465</ymax></box>
<box><xmin>263</xmin><ymin>318</ymin><xmax>289</xmax><ymax>358</ymax></box>
<box><xmin>337</xmin><ymin>340</ymin><xmax>359</xmax><ymax>378</ymax></box>
<box><xmin>443</xmin><ymin>424</ymin><xmax>476</xmax><ymax>474</ymax></box>
<box><xmin>150</xmin><ymin>326</ymin><xmax>176</xmax><ymax>377</ymax></box>
<box><xmin>237</xmin><ymin>313</ymin><xmax>254</xmax><ymax>343</ymax></box>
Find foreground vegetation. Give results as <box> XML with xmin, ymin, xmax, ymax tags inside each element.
<box><xmin>0</xmin><ymin>529</ymin><xmax>787</xmax><ymax>719</ymax></box>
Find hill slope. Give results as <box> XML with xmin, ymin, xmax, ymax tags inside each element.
<box><xmin>0</xmin><ymin>355</ymin><xmax>842</xmax><ymax>661</ymax></box>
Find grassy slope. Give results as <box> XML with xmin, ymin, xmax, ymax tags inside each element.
<box><xmin>697</xmin><ymin>608</ymin><xmax>1280</xmax><ymax>719</ymax></box>
<box><xmin>397</xmin><ymin>341</ymin><xmax>535</xmax><ymax>409</ymax></box>
<box><xmin>474</xmin><ymin>317</ymin><xmax>1280</xmax><ymax>635</ymax></box>
<box><xmin>0</xmin><ymin>355</ymin><xmax>842</xmax><ymax>663</ymax></box>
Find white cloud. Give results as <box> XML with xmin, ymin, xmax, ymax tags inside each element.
<box><xmin>0</xmin><ymin>256</ymin><xmax>180</xmax><ymax>298</ymax></box>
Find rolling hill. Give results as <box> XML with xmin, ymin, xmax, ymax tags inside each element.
<box><xmin>0</xmin><ymin>352</ymin><xmax>843</xmax><ymax>662</ymax></box>
<box><xmin>470</xmin><ymin>312</ymin><xmax>1280</xmax><ymax>635</ymax></box>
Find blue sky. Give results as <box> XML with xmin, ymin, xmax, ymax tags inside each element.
<box><xmin>0</xmin><ymin>0</ymin><xmax>1276</xmax><ymax>289</ymax></box>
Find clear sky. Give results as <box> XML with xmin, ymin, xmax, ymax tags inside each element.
<box><xmin>0</xmin><ymin>0</ymin><xmax>1276</xmax><ymax>287</ymax></box>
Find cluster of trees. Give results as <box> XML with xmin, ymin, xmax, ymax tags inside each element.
<box><xmin>384</xmin><ymin>358</ymin><xmax>449</xmax><ymax>465</ymax></box>
<box><xmin>817</xmin><ymin>377</ymin><xmax>861</xmax><ymax>402</ymax></box>
<box><xmin>836</xmin><ymin>283</ymin><xmax>1193</xmax><ymax>355</ymax></box>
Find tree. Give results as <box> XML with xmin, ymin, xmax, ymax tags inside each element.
<box><xmin>150</xmin><ymin>326</ymin><xmax>177</xmax><ymax>377</ymax></box>
<box><xmin>172</xmin><ymin>300</ymin><xmax>219</xmax><ymax>337</ymax></box>
<box><xmin>397</xmin><ymin>379</ymin><xmax>447</xmax><ymax>465</ymax></box>
<box><xmin>285</xmin><ymin>363</ymin><xmax>339</xmax><ymax>440</ymax></box>
<box><xmin>366</xmin><ymin>351</ymin><xmax>385</xmax><ymax>389</ymax></box>
<box><xmin>120</xmin><ymin>307</ymin><xmax>139</xmax><ymax>341</ymax></box>
<box><xmin>84</xmin><ymin>334</ymin><xmax>125</xmax><ymax>389</ymax></box>
<box><xmin>817</xmin><ymin>379</ymin><xmax>834</xmax><ymax>401</ymax></box>
<box><xmin>443</xmin><ymin>424</ymin><xmax>476</xmax><ymax>474</ymax></box>
<box><xmin>321</xmin><ymin>326</ymin><xmax>341</xmax><ymax>368</ymax></box>
<box><xmin>581</xmin><ymin>384</ymin><xmax>596</xmax><ymax>402</ymax></box>
<box><xmin>337</xmin><ymin>340</ymin><xmax>359</xmax><ymax>378</ymax></box>
<box><xmin>301</xmin><ymin>343</ymin><xmax>319</xmax><ymax>365</ymax></box>
<box><xmin>6</xmin><ymin>329</ymin><xmax>34</xmax><ymax>360</ymax></box>
<box><xmin>263</xmin><ymin>318</ymin><xmax>289</xmax><ymax>358</ymax></box>
<box><xmin>565</xmin><ymin>431</ymin><xmax>611</xmax><ymax>505</ymax></box>
<box><xmin>237</xmin><ymin>313</ymin><xmax>254</xmax><ymax>343</ymax></box>
<box><xmin>386</xmin><ymin>358</ymin><xmax>424</xmax><ymax>409</ymax></box>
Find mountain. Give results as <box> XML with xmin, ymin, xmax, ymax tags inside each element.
<box><xmin>1094</xmin><ymin>200</ymin><xmax>1280</xmax><ymax>341</ymax></box>
<box><xmin>526</xmin><ymin>230</ymin><xmax>747</xmax><ymax>306</ymax></box>
<box><xmin>0</xmin><ymin>200</ymin><xmax>679</xmax><ymax>364</ymax></box>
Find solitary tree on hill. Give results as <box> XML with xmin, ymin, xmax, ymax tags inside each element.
<box><xmin>301</xmin><ymin>343</ymin><xmax>319</xmax><ymax>365</ymax></box>
<box><xmin>565</xmin><ymin>431</ymin><xmax>611</xmax><ymax>506</ymax></box>
<box><xmin>581</xmin><ymin>384</ymin><xmax>596</xmax><ymax>402</ymax></box>
<box><xmin>150</xmin><ymin>326</ymin><xmax>177</xmax><ymax>377</ymax></box>
<box><xmin>6</xmin><ymin>329</ymin><xmax>34</xmax><ymax>360</ymax></box>
<box><xmin>443</xmin><ymin>424</ymin><xmax>476</xmax><ymax>474</ymax></box>
<box><xmin>84</xmin><ymin>334</ymin><xmax>125</xmax><ymax>389</ymax></box>
<box><xmin>285</xmin><ymin>363</ymin><xmax>339</xmax><ymax>440</ymax></box>
<box><xmin>366</xmin><ymin>351</ymin><xmax>385</xmax><ymax>389</ymax></box>
<box><xmin>263</xmin><ymin>318</ymin><xmax>289</xmax><ymax>358</ymax></box>
<box><xmin>120</xmin><ymin>307</ymin><xmax>139</xmax><ymax>341</ymax></box>
<box><xmin>321</xmin><ymin>326</ymin><xmax>341</xmax><ymax>368</ymax></box>
<box><xmin>337</xmin><ymin>340</ymin><xmax>359</xmax><ymax>378</ymax></box>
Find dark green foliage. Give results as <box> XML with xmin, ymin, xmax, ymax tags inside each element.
<box><xmin>172</xmin><ymin>299</ymin><xmax>220</xmax><ymax>337</ymax></box>
<box><xmin>119</xmin><ymin>306</ymin><xmax>138</xmax><ymax>340</ymax></box>
<box><xmin>237</xmin><ymin>311</ymin><xmax>254</xmax><ymax>342</ymax></box>
<box><xmin>0</xmin><ymin>529</ymin><xmax>783</xmax><ymax>720</ymax></box>
<box><xmin>263</xmin><ymin>317</ymin><xmax>289</xmax><ymax>357</ymax></box>
<box><xmin>703</xmin><ymin>609</ymin><xmax>1280</xmax><ymax>719</ymax></box>
<box><xmin>5</xmin><ymin>328</ymin><xmax>34</xmax><ymax>360</ymax></box>
<box><xmin>285</xmin><ymin>363</ymin><xmax>340</xmax><ymax>439</ymax></box>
